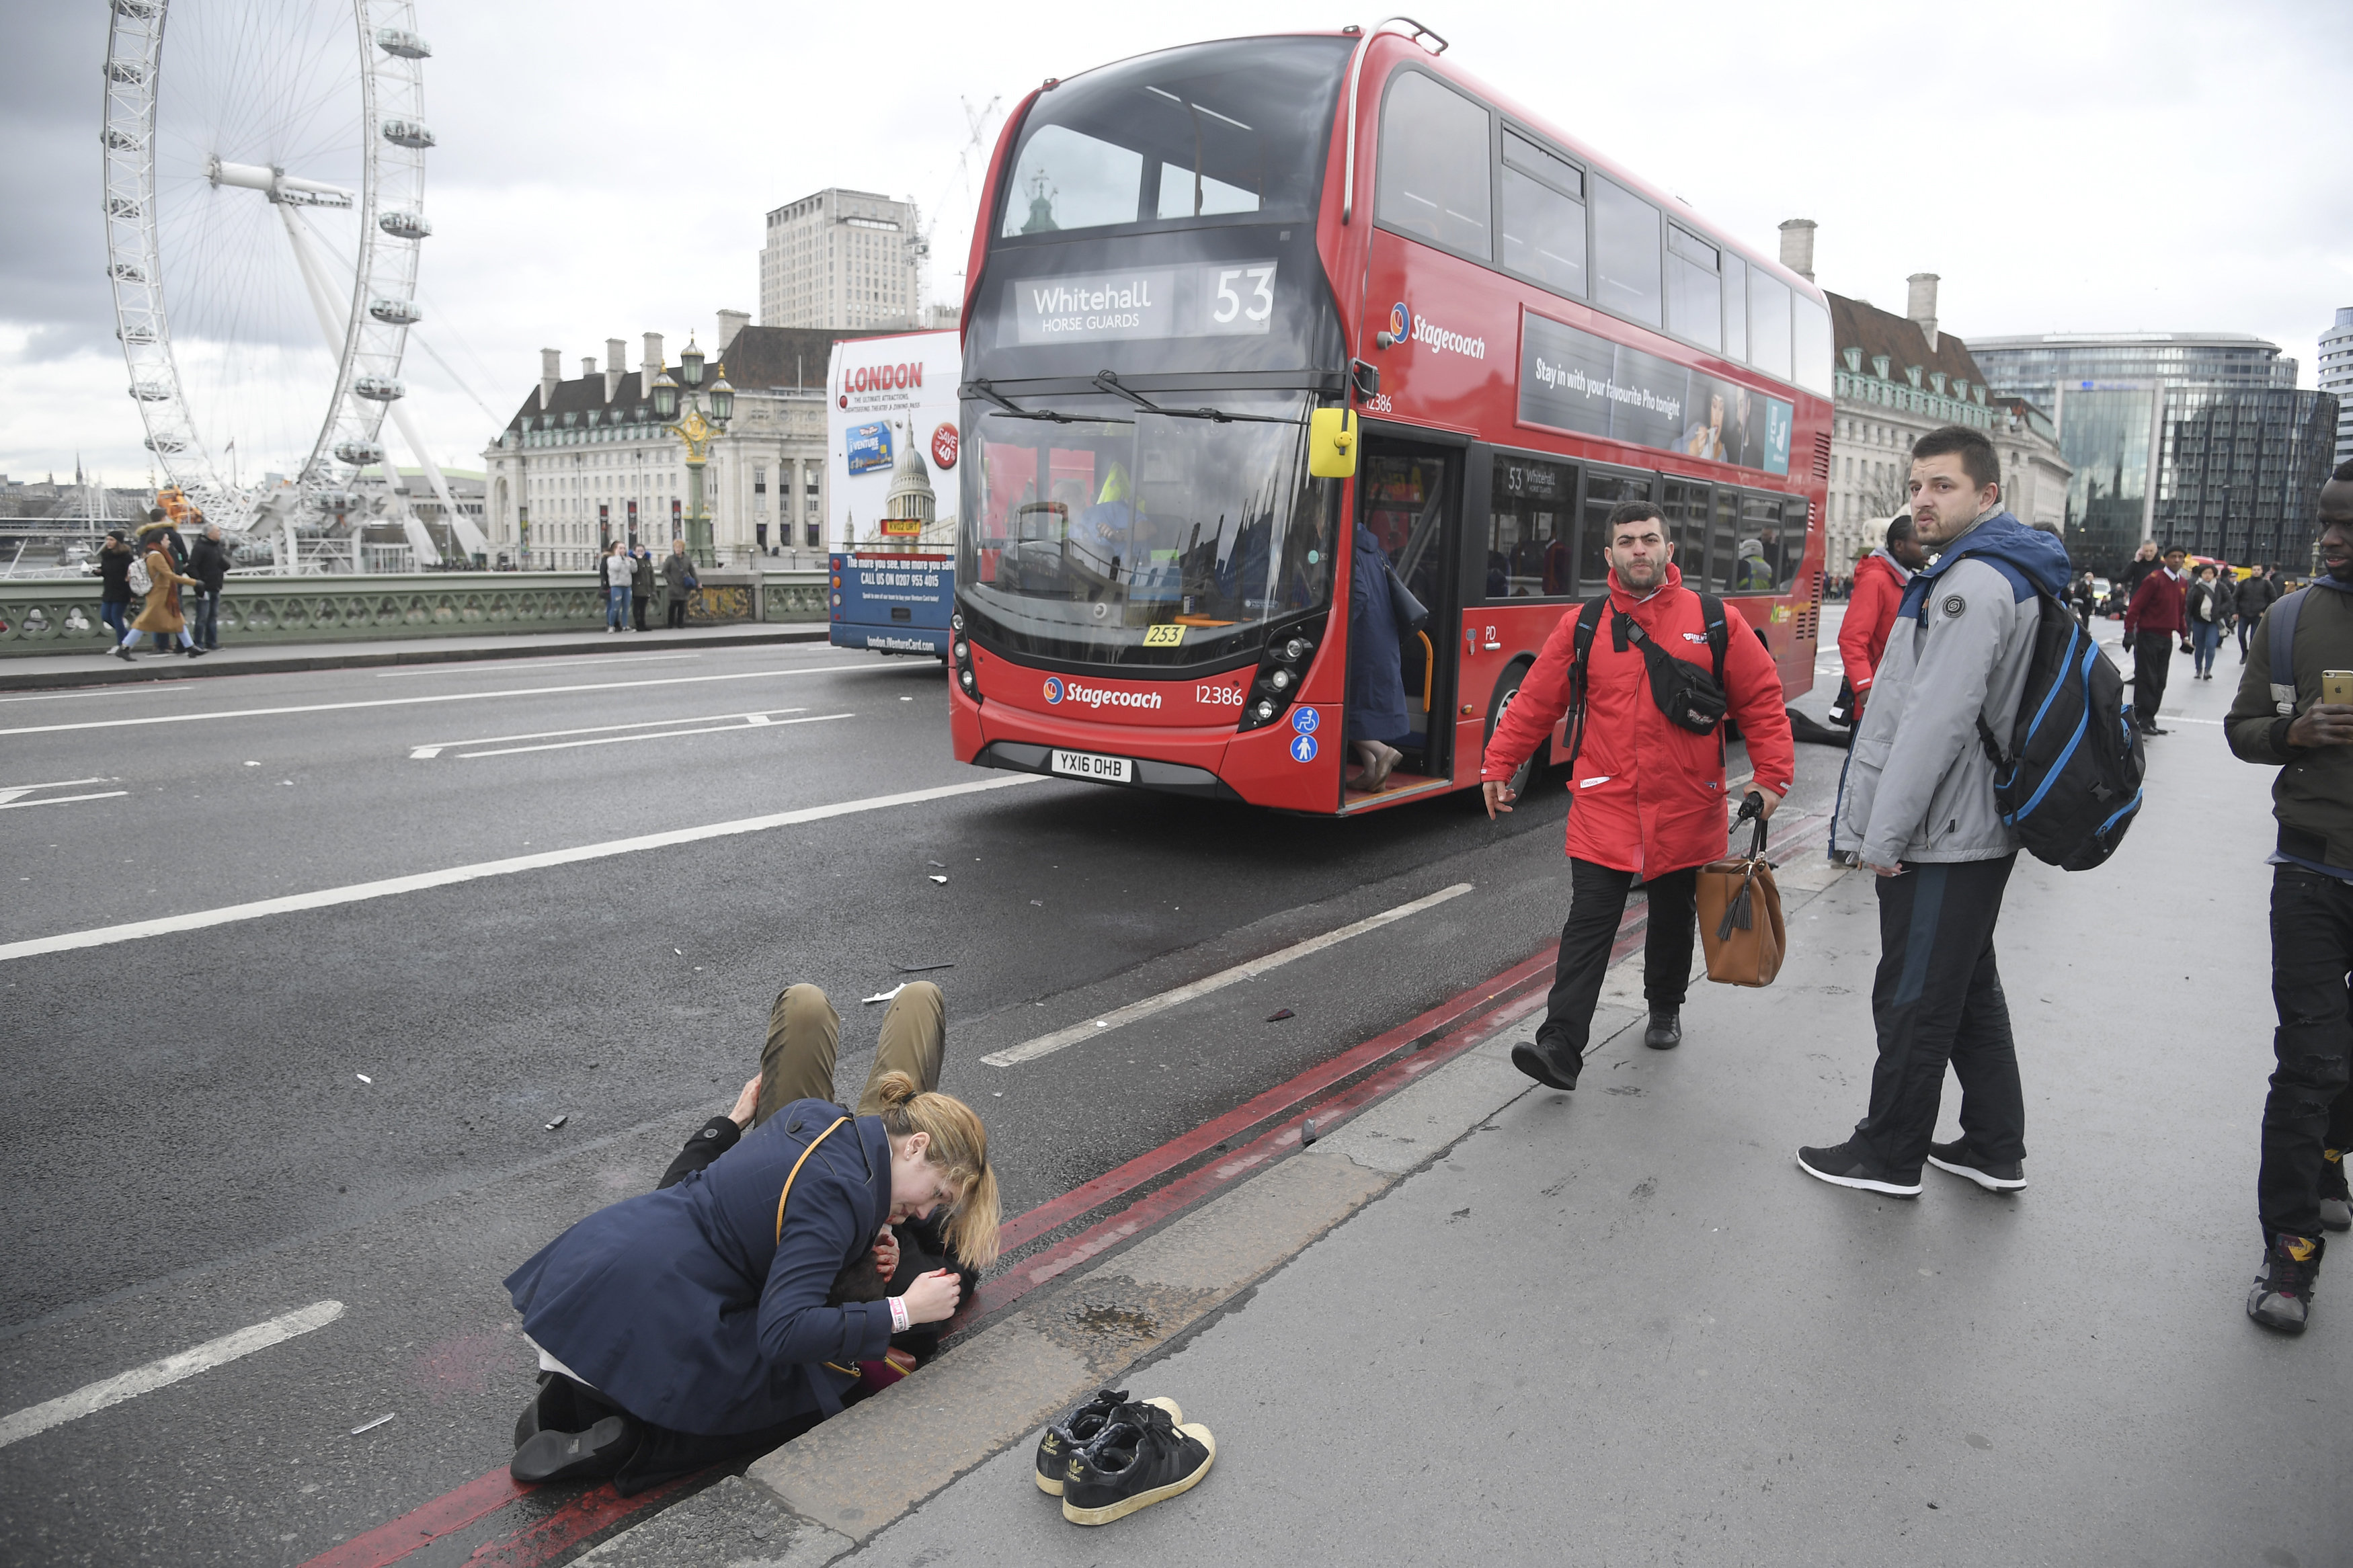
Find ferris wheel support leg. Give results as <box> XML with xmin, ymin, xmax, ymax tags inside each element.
<box><xmin>387</xmin><ymin>399</ymin><xmax>491</xmax><ymax>559</ymax></box>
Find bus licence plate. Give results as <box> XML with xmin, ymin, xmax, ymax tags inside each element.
<box><xmin>1051</xmin><ymin>749</ymin><xmax>1133</xmax><ymax>784</ymax></box>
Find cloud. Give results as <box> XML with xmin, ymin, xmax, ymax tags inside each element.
<box><xmin>5</xmin><ymin>0</ymin><xmax>2349</xmax><ymax>485</ymax></box>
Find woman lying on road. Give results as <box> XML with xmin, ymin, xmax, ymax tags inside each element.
<box><xmin>503</xmin><ymin>981</ymin><xmax>1000</xmax><ymax>1491</ymax></box>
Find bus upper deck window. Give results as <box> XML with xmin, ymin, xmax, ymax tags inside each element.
<box><xmin>1501</xmin><ymin>130</ymin><xmax>1585</xmax><ymax>297</ymax></box>
<box><xmin>1666</xmin><ymin>225</ymin><xmax>1722</xmax><ymax>354</ymax></box>
<box><xmin>1592</xmin><ymin>178</ymin><xmax>1663</xmax><ymax>329</ymax></box>
<box><xmin>1749</xmin><ymin>270</ymin><xmax>1793</xmax><ymax>382</ymax></box>
<box><xmin>1375</xmin><ymin>71</ymin><xmax>1492</xmax><ymax>259</ymax></box>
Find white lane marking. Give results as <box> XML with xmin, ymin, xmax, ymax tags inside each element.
<box><xmin>0</xmin><ymin>790</ymin><xmax>130</xmax><ymax>811</ymax></box>
<box><xmin>372</xmin><ymin>652</ymin><xmax>705</xmax><ymax>677</ymax></box>
<box><xmin>409</xmin><ymin>707</ymin><xmax>811</xmax><ymax>758</ymax></box>
<box><xmin>0</xmin><ymin>1301</ymin><xmax>345</xmax><ymax>1450</ymax></box>
<box><xmin>0</xmin><ymin>777</ymin><xmax>116</xmax><ymax>804</ymax></box>
<box><xmin>456</xmin><ymin>711</ymin><xmax>852</xmax><ymax>759</ymax></box>
<box><xmin>0</xmin><ymin>663</ymin><xmax>883</xmax><ymax>739</ymax></box>
<box><xmin>982</xmin><ymin>882</ymin><xmax>1476</xmax><ymax>1068</ymax></box>
<box><xmin>0</xmin><ymin>688</ymin><xmax>145</xmax><ymax>704</ymax></box>
<box><xmin>0</xmin><ymin>775</ymin><xmax>1044</xmax><ymax>963</ymax></box>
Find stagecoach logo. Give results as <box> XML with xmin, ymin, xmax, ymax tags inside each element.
<box><xmin>1043</xmin><ymin>677</ymin><xmax>1064</xmax><ymax>704</ymax></box>
<box><xmin>1392</xmin><ymin>299</ymin><xmax>1486</xmax><ymax>360</ymax></box>
<box><xmin>1044</xmin><ymin>677</ymin><xmax>1166</xmax><ymax>711</ymax></box>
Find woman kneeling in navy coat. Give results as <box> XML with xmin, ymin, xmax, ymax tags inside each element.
<box><xmin>504</xmin><ymin>982</ymin><xmax>1000</xmax><ymax>1491</ymax></box>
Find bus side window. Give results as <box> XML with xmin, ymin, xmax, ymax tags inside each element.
<box><xmin>1579</xmin><ymin>470</ymin><xmax>1652</xmax><ymax>595</ymax></box>
<box><xmin>1745</xmin><ymin>491</ymin><xmax>1804</xmax><ymax>592</ymax></box>
<box><xmin>1661</xmin><ymin>480</ymin><xmax>1710</xmax><ymax>587</ymax></box>
<box><xmin>1375</xmin><ymin>71</ymin><xmax>1492</xmax><ymax>259</ymax></box>
<box><xmin>1488</xmin><ymin>455</ymin><xmax>1574</xmax><ymax>600</ymax></box>
<box><xmin>1592</xmin><ymin>178</ymin><xmax>1662</xmax><ymax>330</ymax></box>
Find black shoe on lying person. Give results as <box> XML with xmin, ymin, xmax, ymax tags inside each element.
<box><xmin>512</xmin><ymin>1371</ymin><xmax>582</xmax><ymax>1449</ymax></box>
<box><xmin>511</xmin><ymin>1414</ymin><xmax>639</xmax><ymax>1485</ymax></box>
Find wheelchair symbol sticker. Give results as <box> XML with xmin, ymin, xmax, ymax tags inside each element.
<box><xmin>1291</xmin><ymin>708</ymin><xmax>1320</xmax><ymax>735</ymax></box>
<box><xmin>1290</xmin><ymin>733</ymin><xmax>1318</xmax><ymax>763</ymax></box>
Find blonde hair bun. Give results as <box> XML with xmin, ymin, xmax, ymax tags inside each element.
<box><xmin>871</xmin><ymin>1070</ymin><xmax>922</xmax><ymax>1110</ymax></box>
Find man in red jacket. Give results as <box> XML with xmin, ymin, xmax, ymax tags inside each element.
<box><xmin>1483</xmin><ymin>501</ymin><xmax>1797</xmax><ymax>1090</ymax></box>
<box><xmin>2124</xmin><ymin>543</ymin><xmax>2192</xmax><ymax>735</ymax></box>
<box><xmin>1829</xmin><ymin>516</ymin><xmax>1925</xmax><ymax>861</ymax></box>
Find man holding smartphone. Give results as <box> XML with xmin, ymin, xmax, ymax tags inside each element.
<box><xmin>2225</xmin><ymin>462</ymin><xmax>2353</xmax><ymax>1334</ymax></box>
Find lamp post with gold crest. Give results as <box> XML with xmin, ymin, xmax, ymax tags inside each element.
<box><xmin>651</xmin><ymin>334</ymin><xmax>734</xmax><ymax>569</ymax></box>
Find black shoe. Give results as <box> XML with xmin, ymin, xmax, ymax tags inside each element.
<box><xmin>2247</xmin><ymin>1233</ymin><xmax>2323</xmax><ymax>1335</ymax></box>
<box><xmin>1511</xmin><ymin>1034</ymin><xmax>1582</xmax><ymax>1091</ymax></box>
<box><xmin>2139</xmin><ymin>724</ymin><xmax>2170</xmax><ymax>736</ymax></box>
<box><xmin>1796</xmin><ymin>1140</ymin><xmax>1921</xmax><ymax>1196</ymax></box>
<box><xmin>2319</xmin><ymin>1148</ymin><xmax>2352</xmax><ymax>1234</ymax></box>
<box><xmin>512</xmin><ymin>1372</ymin><xmax>581</xmax><ymax>1449</ymax></box>
<box><xmin>510</xmin><ymin>1414</ymin><xmax>638</xmax><ymax>1484</ymax></box>
<box><xmin>112</xmin><ymin>645</ymin><xmax>134</xmax><ymax>661</ymax></box>
<box><xmin>1644</xmin><ymin>1009</ymin><xmax>1683</xmax><ymax>1050</ymax></box>
<box><xmin>186</xmin><ymin>647</ymin><xmax>208</xmax><ymax>659</ymax></box>
<box><xmin>1035</xmin><ymin>1389</ymin><xmax>1181</xmax><ymax>1496</ymax></box>
<box><xmin>1061</xmin><ymin>1402</ymin><xmax>1216</xmax><ymax>1526</ymax></box>
<box><xmin>1925</xmin><ymin>1137</ymin><xmax>2026</xmax><ymax>1192</ymax></box>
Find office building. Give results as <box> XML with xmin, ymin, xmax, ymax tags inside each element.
<box><xmin>760</xmin><ymin>189</ymin><xmax>924</xmax><ymax>331</ymax></box>
<box><xmin>479</xmin><ymin>317</ymin><xmax>859</xmax><ymax>569</ymax></box>
<box><xmin>1975</xmin><ymin>332</ymin><xmax>2341</xmax><ymax>573</ymax></box>
<box><xmin>2321</xmin><ymin>306</ymin><xmax>2353</xmax><ymax>470</ymax></box>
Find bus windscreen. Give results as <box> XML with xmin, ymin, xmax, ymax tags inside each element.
<box><xmin>997</xmin><ymin>37</ymin><xmax>1353</xmax><ymax>241</ymax></box>
<box><xmin>957</xmin><ymin>391</ymin><xmax>1334</xmax><ymax>668</ymax></box>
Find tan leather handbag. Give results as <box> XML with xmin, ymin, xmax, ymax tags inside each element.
<box><xmin>1696</xmin><ymin>805</ymin><xmax>1784</xmax><ymax>987</ymax></box>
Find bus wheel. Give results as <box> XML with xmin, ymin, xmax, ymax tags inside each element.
<box><xmin>1484</xmin><ymin>660</ymin><xmax>1547</xmax><ymax>800</ymax></box>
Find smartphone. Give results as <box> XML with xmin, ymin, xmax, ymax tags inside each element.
<box><xmin>2324</xmin><ymin>671</ymin><xmax>2353</xmax><ymax>707</ymax></box>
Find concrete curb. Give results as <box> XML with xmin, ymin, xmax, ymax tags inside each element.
<box><xmin>575</xmin><ymin>832</ymin><xmax>1850</xmax><ymax>1566</ymax></box>
<box><xmin>0</xmin><ymin>626</ymin><xmax>832</xmax><ymax>691</ymax></box>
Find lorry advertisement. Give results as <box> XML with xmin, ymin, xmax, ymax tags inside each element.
<box><xmin>826</xmin><ymin>330</ymin><xmax>961</xmax><ymax>657</ymax></box>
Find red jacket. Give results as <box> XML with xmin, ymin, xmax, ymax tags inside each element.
<box><xmin>1837</xmin><ymin>550</ymin><xmax>1909</xmax><ymax>704</ymax></box>
<box><xmin>2125</xmin><ymin>568</ymin><xmax>2188</xmax><ymax>636</ymax></box>
<box><xmin>1482</xmin><ymin>563</ymin><xmax>1797</xmax><ymax>876</ymax></box>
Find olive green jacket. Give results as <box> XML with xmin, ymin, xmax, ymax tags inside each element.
<box><xmin>2226</xmin><ymin>584</ymin><xmax>2353</xmax><ymax>870</ymax></box>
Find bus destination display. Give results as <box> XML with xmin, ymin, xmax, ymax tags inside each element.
<box><xmin>1517</xmin><ymin>312</ymin><xmax>1794</xmax><ymax>477</ymax></box>
<box><xmin>1006</xmin><ymin>261</ymin><xmax>1279</xmax><ymax>345</ymax></box>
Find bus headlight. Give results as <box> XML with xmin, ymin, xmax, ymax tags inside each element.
<box><xmin>959</xmin><ymin>668</ymin><xmax>976</xmax><ymax>694</ymax></box>
<box><xmin>1234</xmin><ymin>618</ymin><xmax>1324</xmax><ymax>733</ymax></box>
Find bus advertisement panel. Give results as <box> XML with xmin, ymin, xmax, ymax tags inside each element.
<box><xmin>827</xmin><ymin>331</ymin><xmax>960</xmax><ymax>658</ymax></box>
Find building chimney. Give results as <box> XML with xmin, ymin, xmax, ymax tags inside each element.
<box><xmin>1778</xmin><ymin>219</ymin><xmax>1817</xmax><ymax>282</ymax></box>
<box><xmin>717</xmin><ymin>309</ymin><xmax>750</xmax><ymax>354</ymax></box>
<box><xmin>1907</xmin><ymin>273</ymin><xmax>1940</xmax><ymax>352</ymax></box>
<box><xmin>641</xmin><ymin>333</ymin><xmax>664</xmax><ymax>400</ymax></box>
<box><xmin>539</xmin><ymin>347</ymin><xmax>561</xmax><ymax>410</ymax></box>
<box><xmin>581</xmin><ymin>356</ymin><xmax>598</xmax><ymax>380</ymax></box>
<box><xmin>604</xmin><ymin>338</ymin><xmax>627</xmax><ymax>402</ymax></box>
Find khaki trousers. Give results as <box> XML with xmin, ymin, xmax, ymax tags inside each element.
<box><xmin>753</xmin><ymin>982</ymin><xmax>945</xmax><ymax>1127</ymax></box>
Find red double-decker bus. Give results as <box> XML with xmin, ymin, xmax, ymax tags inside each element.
<box><xmin>948</xmin><ymin>22</ymin><xmax>1833</xmax><ymax>813</ymax></box>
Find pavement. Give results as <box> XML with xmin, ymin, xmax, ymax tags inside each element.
<box><xmin>575</xmin><ymin>626</ymin><xmax>2348</xmax><ymax>1568</ymax></box>
<box><xmin>0</xmin><ymin>620</ymin><xmax>830</xmax><ymax>690</ymax></box>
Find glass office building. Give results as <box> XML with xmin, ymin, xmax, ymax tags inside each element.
<box><xmin>1975</xmin><ymin>333</ymin><xmax>2341</xmax><ymax>573</ymax></box>
<box><xmin>2321</xmin><ymin>306</ymin><xmax>2353</xmax><ymax>470</ymax></box>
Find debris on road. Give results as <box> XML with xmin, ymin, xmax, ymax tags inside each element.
<box><xmin>863</xmin><ymin>985</ymin><xmax>907</xmax><ymax>1005</ymax></box>
<box><xmin>900</xmin><ymin>961</ymin><xmax>956</xmax><ymax>973</ymax></box>
<box><xmin>1030</xmin><ymin>899</ymin><xmax>1043</xmax><ymax>907</ymax></box>
<box><xmin>545</xmin><ymin>1115</ymin><xmax>567</xmax><ymax>1132</ymax></box>
<box><xmin>929</xmin><ymin>875</ymin><xmax>948</xmax><ymax>884</ymax></box>
<box><xmin>350</xmin><ymin>1413</ymin><xmax>395</xmax><ymax>1436</ymax></box>
<box><xmin>674</xmin><ymin>948</ymin><xmax>683</xmax><ymax>956</ymax></box>
<box><xmin>928</xmin><ymin>860</ymin><xmax>945</xmax><ymax>867</ymax></box>
<box><xmin>1302</xmin><ymin>1117</ymin><xmax>1318</xmax><ymax>1145</ymax></box>
<box><xmin>355</xmin><ymin>1073</ymin><xmax>372</xmax><ymax>1083</ymax></box>
<box><xmin>1265</xmin><ymin>1008</ymin><xmax>1295</xmax><ymax>1022</ymax></box>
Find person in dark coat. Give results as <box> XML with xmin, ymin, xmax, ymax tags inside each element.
<box><xmin>2237</xmin><ymin>564</ymin><xmax>2278</xmax><ymax>661</ymax></box>
<box><xmin>503</xmin><ymin>981</ymin><xmax>998</xmax><ymax>1491</ymax></box>
<box><xmin>1345</xmin><ymin>520</ymin><xmax>1411</xmax><ymax>791</ymax></box>
<box><xmin>660</xmin><ymin>539</ymin><xmax>694</xmax><ymax>629</ymax></box>
<box><xmin>186</xmin><ymin>522</ymin><xmax>232</xmax><ymax>651</ymax></box>
<box><xmin>629</xmin><ymin>545</ymin><xmax>655</xmax><ymax>632</ymax></box>
<box><xmin>2187</xmin><ymin>565</ymin><xmax>2227</xmax><ymax>681</ymax></box>
<box><xmin>94</xmin><ymin>530</ymin><xmax>134</xmax><ymax>645</ymax></box>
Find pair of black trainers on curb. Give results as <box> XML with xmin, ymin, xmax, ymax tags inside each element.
<box><xmin>1033</xmin><ymin>1388</ymin><xmax>1215</xmax><ymax>1526</ymax></box>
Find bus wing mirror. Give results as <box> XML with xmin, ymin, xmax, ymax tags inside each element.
<box><xmin>1310</xmin><ymin>407</ymin><xmax>1358</xmax><ymax>479</ymax></box>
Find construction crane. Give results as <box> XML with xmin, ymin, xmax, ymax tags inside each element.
<box><xmin>912</xmin><ymin>95</ymin><xmax>1003</xmax><ymax>317</ymax></box>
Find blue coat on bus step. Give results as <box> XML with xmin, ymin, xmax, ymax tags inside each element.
<box><xmin>1347</xmin><ymin>521</ymin><xmax>1414</xmax><ymax>747</ymax></box>
<box><xmin>503</xmin><ymin>1100</ymin><xmax>898</xmax><ymax>1436</ymax></box>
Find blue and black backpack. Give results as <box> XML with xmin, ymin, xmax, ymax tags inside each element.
<box><xmin>1974</xmin><ymin>587</ymin><xmax>2145</xmax><ymax>870</ymax></box>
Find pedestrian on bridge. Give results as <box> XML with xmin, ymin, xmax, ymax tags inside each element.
<box><xmin>1798</xmin><ymin>425</ymin><xmax>2069</xmax><ymax>1198</ymax></box>
<box><xmin>2188</xmin><ymin>564</ymin><xmax>2227</xmax><ymax>681</ymax></box>
<box><xmin>1482</xmin><ymin>499</ymin><xmax>1794</xmax><ymax>1091</ymax></box>
<box><xmin>116</xmin><ymin>516</ymin><xmax>206</xmax><ymax>661</ymax></box>
<box><xmin>629</xmin><ymin>543</ymin><xmax>655</xmax><ymax>632</ymax></box>
<box><xmin>600</xmin><ymin>541</ymin><xmax>634</xmax><ymax>632</ymax></box>
<box><xmin>2225</xmin><ymin>461</ymin><xmax>2353</xmax><ymax>1335</ymax></box>
<box><xmin>94</xmin><ymin>530</ymin><xmax>134</xmax><ymax>645</ymax></box>
<box><xmin>2237</xmin><ymin>563</ymin><xmax>2279</xmax><ymax>661</ymax></box>
<box><xmin>187</xmin><ymin>519</ymin><xmax>231</xmax><ymax>652</ymax></box>
<box><xmin>2125</xmin><ymin>545</ymin><xmax>2192</xmax><ymax>733</ymax></box>
<box><xmin>662</xmin><ymin>539</ymin><xmax>694</xmax><ymax>629</ymax></box>
<box><xmin>1829</xmin><ymin>513</ymin><xmax>1925</xmax><ymax>863</ymax></box>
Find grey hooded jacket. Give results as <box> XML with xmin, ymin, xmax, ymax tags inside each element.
<box><xmin>1838</xmin><ymin>510</ymin><xmax>2073</xmax><ymax>867</ymax></box>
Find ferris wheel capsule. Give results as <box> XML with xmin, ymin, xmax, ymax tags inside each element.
<box><xmin>381</xmin><ymin>118</ymin><xmax>435</xmax><ymax>149</ymax></box>
<box><xmin>378</xmin><ymin>208</ymin><xmax>431</xmax><ymax>240</ymax></box>
<box><xmin>352</xmin><ymin>376</ymin><xmax>406</xmax><ymax>402</ymax></box>
<box><xmin>368</xmin><ymin>297</ymin><xmax>422</xmax><ymax>325</ymax></box>
<box><xmin>333</xmin><ymin>439</ymin><xmax>387</xmax><ymax>466</ymax></box>
<box><xmin>375</xmin><ymin>28</ymin><xmax>430</xmax><ymax>58</ymax></box>
<box><xmin>309</xmin><ymin>489</ymin><xmax>362</xmax><ymax>513</ymax></box>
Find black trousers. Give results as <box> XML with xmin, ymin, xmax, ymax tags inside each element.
<box><xmin>1853</xmin><ymin>856</ymin><xmax>2024</xmax><ymax>1175</ymax></box>
<box><xmin>632</xmin><ymin>591</ymin><xmax>650</xmax><ymax>631</ymax></box>
<box><xmin>2262</xmin><ymin>866</ymin><xmax>2353</xmax><ymax>1242</ymax></box>
<box><xmin>549</xmin><ymin>1374</ymin><xmax>824</xmax><ymax>1496</ymax></box>
<box><xmin>666</xmin><ymin>596</ymin><xmax>688</xmax><ymax>628</ymax></box>
<box><xmin>2131</xmin><ymin>634</ymin><xmax>2174</xmax><ymax>727</ymax></box>
<box><xmin>1536</xmin><ymin>859</ymin><xmax>1698</xmax><ymax>1057</ymax></box>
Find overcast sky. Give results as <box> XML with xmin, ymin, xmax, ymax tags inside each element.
<box><xmin>3</xmin><ymin>0</ymin><xmax>2347</xmax><ymax>486</ymax></box>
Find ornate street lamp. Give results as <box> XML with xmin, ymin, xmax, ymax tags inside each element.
<box><xmin>655</xmin><ymin>335</ymin><xmax>729</xmax><ymax>567</ymax></box>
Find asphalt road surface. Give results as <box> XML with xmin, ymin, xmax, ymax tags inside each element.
<box><xmin>0</xmin><ymin>626</ymin><xmax>1854</xmax><ymax>1565</ymax></box>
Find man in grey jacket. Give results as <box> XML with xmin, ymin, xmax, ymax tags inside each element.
<box><xmin>1798</xmin><ymin>425</ymin><xmax>2072</xmax><ymax>1198</ymax></box>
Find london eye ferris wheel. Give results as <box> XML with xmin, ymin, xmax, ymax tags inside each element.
<box><xmin>101</xmin><ymin>0</ymin><xmax>481</xmax><ymax>566</ymax></box>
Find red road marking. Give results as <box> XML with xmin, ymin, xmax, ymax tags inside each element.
<box><xmin>304</xmin><ymin>818</ymin><xmax>1837</xmax><ymax>1567</ymax></box>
